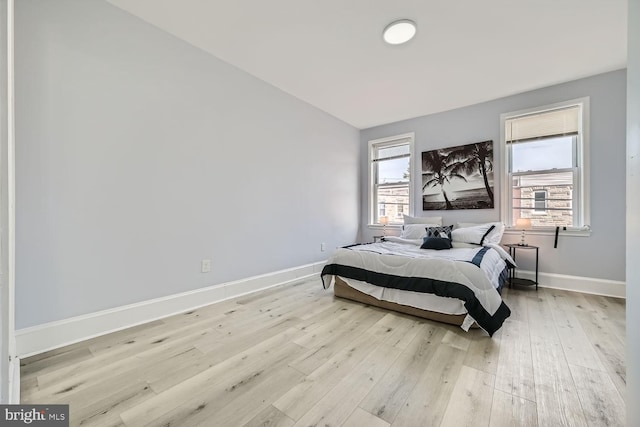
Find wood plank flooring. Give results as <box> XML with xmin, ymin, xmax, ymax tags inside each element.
<box><xmin>20</xmin><ymin>279</ymin><xmax>626</xmax><ymax>426</ymax></box>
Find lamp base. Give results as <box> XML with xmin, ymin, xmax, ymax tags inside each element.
<box><xmin>519</xmin><ymin>230</ymin><xmax>528</xmax><ymax>246</ymax></box>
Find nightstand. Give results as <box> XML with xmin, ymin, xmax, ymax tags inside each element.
<box><xmin>373</xmin><ymin>235</ymin><xmax>384</xmax><ymax>242</ymax></box>
<box><xmin>504</xmin><ymin>244</ymin><xmax>539</xmax><ymax>290</ymax></box>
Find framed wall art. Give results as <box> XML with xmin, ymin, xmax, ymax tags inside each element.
<box><xmin>422</xmin><ymin>140</ymin><xmax>494</xmax><ymax>210</ymax></box>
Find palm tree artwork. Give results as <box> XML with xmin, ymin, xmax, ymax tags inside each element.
<box><xmin>422</xmin><ymin>140</ymin><xmax>494</xmax><ymax>210</ymax></box>
<box><xmin>446</xmin><ymin>140</ymin><xmax>494</xmax><ymax>204</ymax></box>
<box><xmin>421</xmin><ymin>150</ymin><xmax>467</xmax><ymax>210</ymax></box>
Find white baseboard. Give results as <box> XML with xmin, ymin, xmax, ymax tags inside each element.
<box><xmin>8</xmin><ymin>356</ymin><xmax>19</xmax><ymax>403</ymax></box>
<box><xmin>16</xmin><ymin>261</ymin><xmax>327</xmax><ymax>358</ymax></box>
<box><xmin>514</xmin><ymin>270</ymin><xmax>626</xmax><ymax>298</ymax></box>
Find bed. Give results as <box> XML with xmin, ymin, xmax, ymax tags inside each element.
<box><xmin>320</xmin><ymin>222</ymin><xmax>513</xmax><ymax>336</ymax></box>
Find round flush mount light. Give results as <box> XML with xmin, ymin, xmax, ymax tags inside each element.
<box><xmin>383</xmin><ymin>19</ymin><xmax>417</xmax><ymax>45</ymax></box>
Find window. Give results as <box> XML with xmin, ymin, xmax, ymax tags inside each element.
<box><xmin>369</xmin><ymin>133</ymin><xmax>414</xmax><ymax>225</ymax></box>
<box><xmin>395</xmin><ymin>204</ymin><xmax>404</xmax><ymax>218</ymax></box>
<box><xmin>501</xmin><ymin>98</ymin><xmax>590</xmax><ymax>231</ymax></box>
<box><xmin>534</xmin><ymin>190</ymin><xmax>547</xmax><ymax>213</ymax></box>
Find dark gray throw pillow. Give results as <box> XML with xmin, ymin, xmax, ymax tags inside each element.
<box><xmin>420</xmin><ymin>237</ymin><xmax>452</xmax><ymax>250</ymax></box>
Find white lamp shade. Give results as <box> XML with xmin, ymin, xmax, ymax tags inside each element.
<box><xmin>379</xmin><ymin>216</ymin><xmax>389</xmax><ymax>226</ymax></box>
<box><xmin>516</xmin><ymin>218</ymin><xmax>532</xmax><ymax>229</ymax></box>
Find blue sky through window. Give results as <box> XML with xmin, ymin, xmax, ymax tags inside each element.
<box><xmin>378</xmin><ymin>157</ymin><xmax>409</xmax><ymax>183</ymax></box>
<box><xmin>512</xmin><ymin>136</ymin><xmax>573</xmax><ymax>172</ymax></box>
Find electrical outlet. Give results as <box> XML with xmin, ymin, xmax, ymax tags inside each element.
<box><xmin>201</xmin><ymin>259</ymin><xmax>211</xmax><ymax>273</ymax></box>
<box><xmin>320</xmin><ymin>242</ymin><xmax>326</xmax><ymax>252</ymax></box>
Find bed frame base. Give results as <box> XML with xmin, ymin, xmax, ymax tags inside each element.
<box><xmin>333</xmin><ymin>277</ymin><xmax>476</xmax><ymax>328</ymax></box>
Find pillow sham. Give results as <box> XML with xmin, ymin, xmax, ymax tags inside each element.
<box><xmin>425</xmin><ymin>225</ymin><xmax>453</xmax><ymax>239</ymax></box>
<box><xmin>452</xmin><ymin>223</ymin><xmax>496</xmax><ymax>245</ymax></box>
<box><xmin>456</xmin><ymin>222</ymin><xmax>505</xmax><ymax>244</ymax></box>
<box><xmin>400</xmin><ymin>223</ymin><xmax>439</xmax><ymax>239</ymax></box>
<box><xmin>420</xmin><ymin>237</ymin><xmax>452</xmax><ymax>250</ymax></box>
<box><xmin>403</xmin><ymin>214</ymin><xmax>443</xmax><ymax>226</ymax></box>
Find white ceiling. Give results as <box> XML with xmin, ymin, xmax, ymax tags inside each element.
<box><xmin>106</xmin><ymin>0</ymin><xmax>628</xmax><ymax>129</ymax></box>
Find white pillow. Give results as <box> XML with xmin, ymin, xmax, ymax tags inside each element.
<box><xmin>456</xmin><ymin>222</ymin><xmax>505</xmax><ymax>245</ymax></box>
<box><xmin>403</xmin><ymin>215</ymin><xmax>442</xmax><ymax>226</ymax></box>
<box><xmin>451</xmin><ymin>223</ymin><xmax>497</xmax><ymax>246</ymax></box>
<box><xmin>400</xmin><ymin>223</ymin><xmax>439</xmax><ymax>239</ymax></box>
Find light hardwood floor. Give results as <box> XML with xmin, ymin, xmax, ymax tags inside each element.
<box><xmin>21</xmin><ymin>278</ymin><xmax>626</xmax><ymax>426</ymax></box>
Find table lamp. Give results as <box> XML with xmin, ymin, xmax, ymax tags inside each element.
<box><xmin>379</xmin><ymin>216</ymin><xmax>389</xmax><ymax>236</ymax></box>
<box><xmin>516</xmin><ymin>218</ymin><xmax>532</xmax><ymax>246</ymax></box>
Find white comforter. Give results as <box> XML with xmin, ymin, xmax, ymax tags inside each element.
<box><xmin>321</xmin><ymin>239</ymin><xmax>513</xmax><ymax>336</ymax></box>
<box><xmin>346</xmin><ymin>238</ymin><xmax>514</xmax><ymax>290</ymax></box>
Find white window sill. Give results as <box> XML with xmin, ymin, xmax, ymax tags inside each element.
<box><xmin>504</xmin><ymin>227</ymin><xmax>591</xmax><ymax>237</ymax></box>
<box><xmin>368</xmin><ymin>224</ymin><xmax>403</xmax><ymax>229</ymax></box>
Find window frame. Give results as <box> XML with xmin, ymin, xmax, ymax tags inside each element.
<box><xmin>368</xmin><ymin>133</ymin><xmax>415</xmax><ymax>226</ymax></box>
<box><xmin>500</xmin><ymin>98</ymin><xmax>591</xmax><ymax>235</ymax></box>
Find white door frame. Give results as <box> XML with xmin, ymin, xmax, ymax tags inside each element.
<box><xmin>1</xmin><ymin>0</ymin><xmax>17</xmax><ymax>404</ymax></box>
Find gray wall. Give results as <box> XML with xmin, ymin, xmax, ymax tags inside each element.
<box><xmin>361</xmin><ymin>70</ymin><xmax>627</xmax><ymax>282</ymax></box>
<box><xmin>627</xmin><ymin>0</ymin><xmax>639</xmax><ymax>424</ymax></box>
<box><xmin>15</xmin><ymin>0</ymin><xmax>360</xmax><ymax>329</ymax></box>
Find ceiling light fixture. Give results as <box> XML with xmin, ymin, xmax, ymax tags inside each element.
<box><xmin>383</xmin><ymin>19</ymin><xmax>417</xmax><ymax>45</ymax></box>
